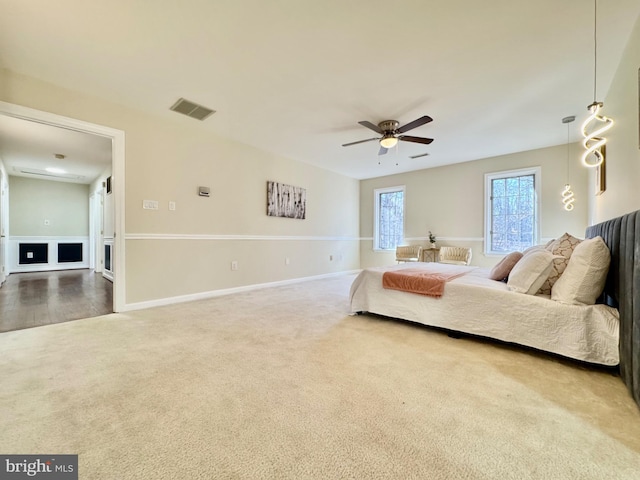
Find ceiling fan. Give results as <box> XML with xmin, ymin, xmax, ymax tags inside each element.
<box><xmin>342</xmin><ymin>115</ymin><xmax>434</xmax><ymax>156</ymax></box>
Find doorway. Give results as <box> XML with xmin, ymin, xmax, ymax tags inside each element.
<box><xmin>0</xmin><ymin>101</ymin><xmax>125</xmax><ymax>313</ymax></box>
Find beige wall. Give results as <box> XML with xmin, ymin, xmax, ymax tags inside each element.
<box><xmin>592</xmin><ymin>15</ymin><xmax>640</xmax><ymax>223</ymax></box>
<box><xmin>0</xmin><ymin>69</ymin><xmax>360</xmax><ymax>305</ymax></box>
<box><xmin>8</xmin><ymin>176</ymin><xmax>89</xmax><ymax>236</ymax></box>
<box><xmin>360</xmin><ymin>144</ymin><xmax>589</xmax><ymax>268</ymax></box>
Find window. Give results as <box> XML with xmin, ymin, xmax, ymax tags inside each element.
<box><xmin>484</xmin><ymin>167</ymin><xmax>540</xmax><ymax>254</ymax></box>
<box><xmin>374</xmin><ymin>186</ymin><xmax>405</xmax><ymax>250</ymax></box>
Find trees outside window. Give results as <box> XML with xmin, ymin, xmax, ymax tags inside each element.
<box><xmin>484</xmin><ymin>168</ymin><xmax>540</xmax><ymax>254</ymax></box>
<box><xmin>374</xmin><ymin>186</ymin><xmax>405</xmax><ymax>250</ymax></box>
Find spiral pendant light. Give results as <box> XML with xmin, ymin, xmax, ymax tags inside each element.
<box><xmin>582</xmin><ymin>102</ymin><xmax>613</xmax><ymax>167</ymax></box>
<box><xmin>582</xmin><ymin>0</ymin><xmax>614</xmax><ymax>168</ymax></box>
<box><xmin>562</xmin><ymin>184</ymin><xmax>575</xmax><ymax>211</ymax></box>
<box><xmin>562</xmin><ymin>116</ymin><xmax>576</xmax><ymax>211</ymax></box>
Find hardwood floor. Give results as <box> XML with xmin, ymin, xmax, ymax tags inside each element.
<box><xmin>0</xmin><ymin>269</ymin><xmax>113</xmax><ymax>332</ymax></box>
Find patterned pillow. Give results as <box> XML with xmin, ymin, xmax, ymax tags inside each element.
<box><xmin>538</xmin><ymin>233</ymin><xmax>582</xmax><ymax>295</ymax></box>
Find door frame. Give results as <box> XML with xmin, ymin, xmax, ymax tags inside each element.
<box><xmin>0</xmin><ymin>168</ymin><xmax>7</xmax><ymax>286</ymax></box>
<box><xmin>89</xmin><ymin>188</ymin><xmax>104</xmax><ymax>273</ymax></box>
<box><xmin>0</xmin><ymin>101</ymin><xmax>126</xmax><ymax>312</ymax></box>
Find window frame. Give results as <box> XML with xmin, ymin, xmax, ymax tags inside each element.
<box><xmin>484</xmin><ymin>167</ymin><xmax>541</xmax><ymax>255</ymax></box>
<box><xmin>373</xmin><ymin>185</ymin><xmax>406</xmax><ymax>251</ymax></box>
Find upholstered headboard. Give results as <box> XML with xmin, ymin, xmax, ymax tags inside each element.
<box><xmin>586</xmin><ymin>210</ymin><xmax>640</xmax><ymax>409</ymax></box>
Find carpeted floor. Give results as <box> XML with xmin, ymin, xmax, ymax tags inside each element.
<box><xmin>1</xmin><ymin>274</ymin><xmax>639</xmax><ymax>479</ymax></box>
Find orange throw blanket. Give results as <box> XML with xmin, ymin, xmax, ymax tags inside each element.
<box><xmin>382</xmin><ymin>268</ymin><xmax>468</xmax><ymax>298</ymax></box>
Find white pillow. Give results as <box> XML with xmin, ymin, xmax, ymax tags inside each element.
<box><xmin>521</xmin><ymin>245</ymin><xmax>546</xmax><ymax>256</ymax></box>
<box><xmin>551</xmin><ymin>236</ymin><xmax>610</xmax><ymax>305</ymax></box>
<box><xmin>521</xmin><ymin>239</ymin><xmax>555</xmax><ymax>256</ymax></box>
<box><xmin>507</xmin><ymin>249</ymin><xmax>555</xmax><ymax>294</ymax></box>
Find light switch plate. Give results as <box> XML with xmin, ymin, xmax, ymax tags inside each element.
<box><xmin>143</xmin><ymin>200</ymin><xmax>159</xmax><ymax>210</ymax></box>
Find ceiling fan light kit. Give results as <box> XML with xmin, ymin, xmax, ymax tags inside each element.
<box><xmin>379</xmin><ymin>135</ymin><xmax>398</xmax><ymax>149</ymax></box>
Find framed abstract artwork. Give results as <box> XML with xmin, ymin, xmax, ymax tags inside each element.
<box><xmin>267</xmin><ymin>181</ymin><xmax>306</xmax><ymax>219</ymax></box>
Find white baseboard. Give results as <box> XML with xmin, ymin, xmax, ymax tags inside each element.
<box><xmin>123</xmin><ymin>269</ymin><xmax>360</xmax><ymax>312</ymax></box>
<box><xmin>10</xmin><ymin>264</ymin><xmax>90</xmax><ymax>273</ymax></box>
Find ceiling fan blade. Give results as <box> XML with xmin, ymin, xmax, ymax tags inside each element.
<box><xmin>410</xmin><ymin>152</ymin><xmax>430</xmax><ymax>159</ymax></box>
<box><xmin>342</xmin><ymin>137</ymin><xmax>379</xmax><ymax>147</ymax></box>
<box><xmin>397</xmin><ymin>115</ymin><xmax>433</xmax><ymax>134</ymax></box>
<box><xmin>358</xmin><ymin>121</ymin><xmax>384</xmax><ymax>134</ymax></box>
<box><xmin>398</xmin><ymin>135</ymin><xmax>434</xmax><ymax>145</ymax></box>
<box><xmin>378</xmin><ymin>146</ymin><xmax>388</xmax><ymax>156</ymax></box>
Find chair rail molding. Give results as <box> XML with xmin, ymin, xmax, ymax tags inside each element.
<box><xmin>125</xmin><ymin>233</ymin><xmax>359</xmax><ymax>241</ymax></box>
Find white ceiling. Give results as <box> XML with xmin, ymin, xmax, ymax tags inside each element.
<box><xmin>0</xmin><ymin>115</ymin><xmax>111</xmax><ymax>184</ymax></box>
<box><xmin>0</xmin><ymin>0</ymin><xmax>638</xmax><ymax>180</ymax></box>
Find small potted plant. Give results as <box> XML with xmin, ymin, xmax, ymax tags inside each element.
<box><xmin>428</xmin><ymin>231</ymin><xmax>436</xmax><ymax>248</ymax></box>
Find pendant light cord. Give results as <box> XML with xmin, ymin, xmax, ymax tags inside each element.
<box><xmin>593</xmin><ymin>0</ymin><xmax>598</xmax><ymax>102</ymax></box>
<box><xmin>566</xmin><ymin>122</ymin><xmax>571</xmax><ymax>183</ymax></box>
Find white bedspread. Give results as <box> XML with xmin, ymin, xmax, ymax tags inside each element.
<box><xmin>349</xmin><ymin>263</ymin><xmax>620</xmax><ymax>366</ymax></box>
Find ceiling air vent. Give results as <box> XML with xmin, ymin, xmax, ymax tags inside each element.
<box><xmin>13</xmin><ymin>166</ymin><xmax>86</xmax><ymax>181</ymax></box>
<box><xmin>170</xmin><ymin>98</ymin><xmax>216</xmax><ymax>121</ymax></box>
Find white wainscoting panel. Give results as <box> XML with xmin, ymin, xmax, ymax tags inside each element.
<box><xmin>9</xmin><ymin>236</ymin><xmax>90</xmax><ymax>273</ymax></box>
<box><xmin>103</xmin><ymin>237</ymin><xmax>114</xmax><ymax>282</ymax></box>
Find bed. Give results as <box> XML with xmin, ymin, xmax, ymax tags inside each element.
<box><xmin>350</xmin><ymin>263</ymin><xmax>619</xmax><ymax>365</ymax></box>
<box><xmin>350</xmin><ymin>209</ymin><xmax>640</xmax><ymax>408</ymax></box>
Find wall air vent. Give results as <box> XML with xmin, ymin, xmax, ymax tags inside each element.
<box><xmin>170</xmin><ymin>98</ymin><xmax>216</xmax><ymax>121</ymax></box>
<box><xmin>13</xmin><ymin>166</ymin><xmax>86</xmax><ymax>181</ymax></box>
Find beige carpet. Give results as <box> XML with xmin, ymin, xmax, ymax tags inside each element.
<box><xmin>1</xmin><ymin>274</ymin><xmax>640</xmax><ymax>479</ymax></box>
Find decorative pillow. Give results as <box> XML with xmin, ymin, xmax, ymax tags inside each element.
<box><xmin>489</xmin><ymin>252</ymin><xmax>523</xmax><ymax>281</ymax></box>
<box><xmin>551</xmin><ymin>236</ymin><xmax>611</xmax><ymax>305</ymax></box>
<box><xmin>507</xmin><ymin>249</ymin><xmax>555</xmax><ymax>294</ymax></box>
<box><xmin>522</xmin><ymin>244</ymin><xmax>546</xmax><ymax>256</ymax></box>
<box><xmin>538</xmin><ymin>233</ymin><xmax>582</xmax><ymax>295</ymax></box>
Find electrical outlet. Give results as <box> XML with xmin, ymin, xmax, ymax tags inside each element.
<box><xmin>285</xmin><ymin>257</ymin><xmax>290</xmax><ymax>265</ymax></box>
<box><xmin>169</xmin><ymin>201</ymin><xmax>176</xmax><ymax>211</ymax></box>
<box><xmin>231</xmin><ymin>260</ymin><xmax>238</xmax><ymax>271</ymax></box>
